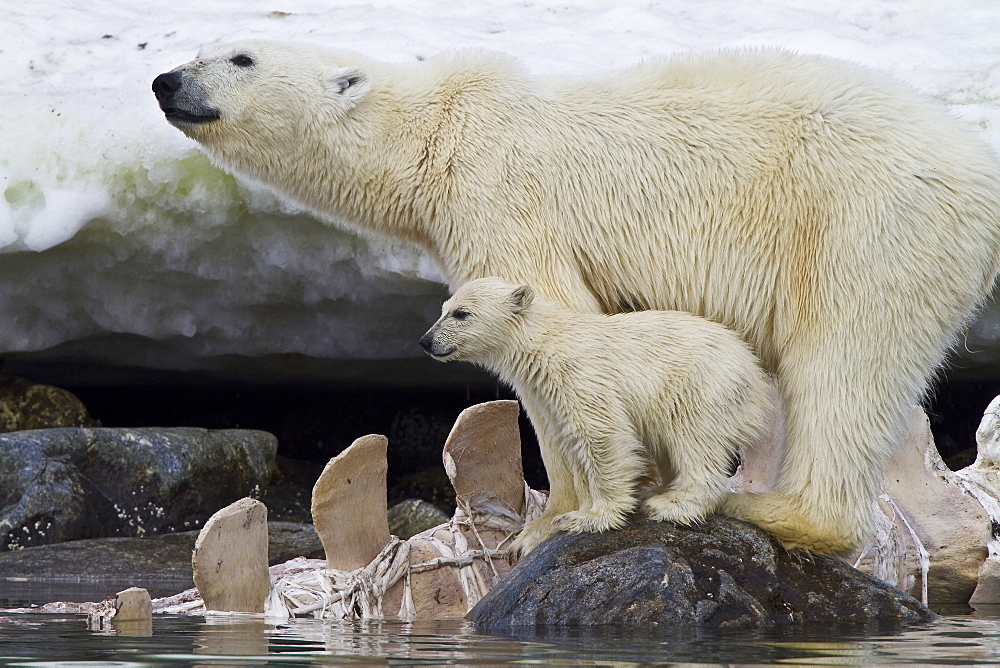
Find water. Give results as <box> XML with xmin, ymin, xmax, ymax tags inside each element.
<box><xmin>4</xmin><ymin>583</ymin><xmax>1000</xmax><ymax>665</ymax></box>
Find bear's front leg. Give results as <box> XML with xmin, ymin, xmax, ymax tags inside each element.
<box><xmin>509</xmin><ymin>417</ymin><xmax>581</xmax><ymax>558</ymax></box>
<box><xmin>555</xmin><ymin>428</ymin><xmax>645</xmax><ymax>535</ymax></box>
<box><xmin>550</xmin><ymin>499</ymin><xmax>635</xmax><ymax>534</ymax></box>
<box><xmin>643</xmin><ymin>491</ymin><xmax>717</xmax><ymax>525</ymax></box>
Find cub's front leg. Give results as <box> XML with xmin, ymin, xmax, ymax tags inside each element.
<box><xmin>509</xmin><ymin>418</ymin><xmax>580</xmax><ymax>558</ymax></box>
<box><xmin>550</xmin><ymin>427</ymin><xmax>646</xmax><ymax>535</ymax></box>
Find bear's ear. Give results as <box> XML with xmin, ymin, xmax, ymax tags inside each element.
<box><xmin>509</xmin><ymin>285</ymin><xmax>535</xmax><ymax>313</ymax></box>
<box><xmin>327</xmin><ymin>66</ymin><xmax>372</xmax><ymax>107</ymax></box>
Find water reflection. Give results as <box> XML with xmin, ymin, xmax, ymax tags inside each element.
<box><xmin>195</xmin><ymin>617</ymin><xmax>269</xmax><ymax>666</ymax></box>
<box><xmin>90</xmin><ymin>616</ymin><xmax>154</xmax><ymax>637</ymax></box>
<box><xmin>3</xmin><ymin>601</ymin><xmax>1000</xmax><ymax>664</ymax></box>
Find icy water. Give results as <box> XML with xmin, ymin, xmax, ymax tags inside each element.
<box><xmin>3</xmin><ymin>583</ymin><xmax>1000</xmax><ymax>665</ymax></box>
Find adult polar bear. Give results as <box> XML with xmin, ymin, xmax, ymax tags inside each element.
<box><xmin>154</xmin><ymin>41</ymin><xmax>1000</xmax><ymax>555</ymax></box>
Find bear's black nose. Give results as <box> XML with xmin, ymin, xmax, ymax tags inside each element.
<box><xmin>418</xmin><ymin>331</ymin><xmax>435</xmax><ymax>352</ymax></box>
<box><xmin>152</xmin><ymin>71</ymin><xmax>183</xmax><ymax>101</ymax></box>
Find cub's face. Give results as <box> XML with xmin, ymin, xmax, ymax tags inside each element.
<box><xmin>419</xmin><ymin>278</ymin><xmax>535</xmax><ymax>363</ymax></box>
<box><xmin>151</xmin><ymin>40</ymin><xmax>370</xmax><ymax>157</ymax></box>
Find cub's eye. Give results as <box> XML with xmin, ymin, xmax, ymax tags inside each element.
<box><xmin>452</xmin><ymin>308</ymin><xmax>470</xmax><ymax>320</ymax></box>
<box><xmin>230</xmin><ymin>54</ymin><xmax>254</xmax><ymax>67</ymax></box>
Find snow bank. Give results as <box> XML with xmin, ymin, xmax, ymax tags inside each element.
<box><xmin>3</xmin><ymin>0</ymin><xmax>999</xmax><ymax>384</ymax></box>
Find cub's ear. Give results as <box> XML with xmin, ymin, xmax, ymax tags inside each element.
<box><xmin>326</xmin><ymin>66</ymin><xmax>371</xmax><ymax>107</ymax></box>
<box><xmin>509</xmin><ymin>285</ymin><xmax>535</xmax><ymax>313</ymax></box>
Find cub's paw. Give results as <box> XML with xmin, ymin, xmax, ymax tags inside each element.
<box><xmin>643</xmin><ymin>492</ymin><xmax>714</xmax><ymax>526</ymax></box>
<box><xmin>551</xmin><ymin>508</ymin><xmax>626</xmax><ymax>535</ymax></box>
<box><xmin>509</xmin><ymin>517</ymin><xmax>557</xmax><ymax>560</ymax></box>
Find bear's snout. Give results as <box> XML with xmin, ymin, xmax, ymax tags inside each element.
<box><xmin>419</xmin><ymin>330</ymin><xmax>457</xmax><ymax>360</ymax></box>
<box><xmin>152</xmin><ymin>68</ymin><xmax>222</xmax><ymax>128</ymax></box>
<box><xmin>152</xmin><ymin>71</ymin><xmax>183</xmax><ymax>102</ymax></box>
<box><xmin>418</xmin><ymin>330</ymin><xmax>437</xmax><ymax>354</ymax></box>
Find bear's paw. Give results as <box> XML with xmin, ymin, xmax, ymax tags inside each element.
<box><xmin>642</xmin><ymin>492</ymin><xmax>716</xmax><ymax>526</ymax></box>
<box><xmin>550</xmin><ymin>507</ymin><xmax>629</xmax><ymax>534</ymax></box>
<box><xmin>720</xmin><ymin>491</ymin><xmax>859</xmax><ymax>556</ymax></box>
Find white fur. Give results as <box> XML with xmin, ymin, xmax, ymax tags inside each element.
<box><xmin>161</xmin><ymin>41</ymin><xmax>1000</xmax><ymax>554</ymax></box>
<box><xmin>423</xmin><ymin>278</ymin><xmax>773</xmax><ymax>555</ymax></box>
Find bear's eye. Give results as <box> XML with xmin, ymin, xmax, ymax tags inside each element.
<box><xmin>452</xmin><ymin>308</ymin><xmax>470</xmax><ymax>320</ymax></box>
<box><xmin>230</xmin><ymin>54</ymin><xmax>254</xmax><ymax>68</ymax></box>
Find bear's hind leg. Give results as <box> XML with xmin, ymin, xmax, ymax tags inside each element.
<box><xmin>723</xmin><ymin>344</ymin><xmax>922</xmax><ymax>555</ymax></box>
<box><xmin>643</xmin><ymin>439</ymin><xmax>730</xmax><ymax>525</ymax></box>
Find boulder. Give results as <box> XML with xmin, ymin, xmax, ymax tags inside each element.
<box><xmin>469</xmin><ymin>516</ymin><xmax>934</xmax><ymax>630</ymax></box>
<box><xmin>0</xmin><ymin>427</ymin><xmax>276</xmax><ymax>550</ymax></box>
<box><xmin>387</xmin><ymin>499</ymin><xmax>449</xmax><ymax>540</ymax></box>
<box><xmin>0</xmin><ymin>373</ymin><xmax>98</xmax><ymax>433</ymax></box>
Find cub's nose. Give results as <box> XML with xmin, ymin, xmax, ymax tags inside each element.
<box><xmin>418</xmin><ymin>331</ymin><xmax>435</xmax><ymax>353</ymax></box>
<box><xmin>152</xmin><ymin>71</ymin><xmax>183</xmax><ymax>101</ymax></box>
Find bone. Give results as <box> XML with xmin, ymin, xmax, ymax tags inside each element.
<box><xmin>443</xmin><ymin>400</ymin><xmax>525</xmax><ymax>516</ymax></box>
<box><xmin>87</xmin><ymin>586</ymin><xmax>153</xmax><ymax>632</ymax></box>
<box><xmin>857</xmin><ymin>407</ymin><xmax>992</xmax><ymax>606</ymax></box>
<box><xmin>112</xmin><ymin>587</ymin><xmax>152</xmax><ymax>621</ymax></box>
<box><xmin>192</xmin><ymin>497</ymin><xmax>270</xmax><ymax>613</ymax></box>
<box><xmin>311</xmin><ymin>434</ymin><xmax>391</xmax><ymax>571</ymax></box>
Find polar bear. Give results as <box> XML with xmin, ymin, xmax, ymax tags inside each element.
<box><xmin>420</xmin><ymin>277</ymin><xmax>773</xmax><ymax>554</ymax></box>
<box><xmin>153</xmin><ymin>41</ymin><xmax>1000</xmax><ymax>555</ymax></box>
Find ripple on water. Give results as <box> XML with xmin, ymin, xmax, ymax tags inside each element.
<box><xmin>1</xmin><ymin>609</ymin><xmax>1000</xmax><ymax>665</ymax></box>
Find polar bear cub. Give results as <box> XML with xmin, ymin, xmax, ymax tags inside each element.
<box><xmin>421</xmin><ymin>277</ymin><xmax>773</xmax><ymax>553</ymax></box>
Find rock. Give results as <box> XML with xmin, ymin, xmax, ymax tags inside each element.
<box><xmin>388</xmin><ymin>466</ymin><xmax>455</xmax><ymax>515</ymax></box>
<box><xmin>0</xmin><ymin>522</ymin><xmax>321</xmax><ymax>589</ymax></box>
<box><xmin>260</xmin><ymin>456</ymin><xmax>325</xmax><ymax>523</ymax></box>
<box><xmin>0</xmin><ymin>531</ymin><xmax>199</xmax><ymax>585</ymax></box>
<box><xmin>0</xmin><ymin>373</ymin><xmax>98</xmax><ymax>433</ymax></box>
<box><xmin>387</xmin><ymin>499</ymin><xmax>449</xmax><ymax>540</ymax></box>
<box><xmin>0</xmin><ymin>453</ymin><xmax>92</xmax><ymax>551</ymax></box>
<box><xmin>311</xmin><ymin>434</ymin><xmax>390</xmax><ymax>570</ymax></box>
<box><xmin>469</xmin><ymin>516</ymin><xmax>934</xmax><ymax>630</ymax></box>
<box><xmin>0</xmin><ymin>427</ymin><xmax>277</xmax><ymax>550</ymax></box>
<box><xmin>192</xmin><ymin>498</ymin><xmax>270</xmax><ymax>613</ymax></box>
<box><xmin>267</xmin><ymin>521</ymin><xmax>323</xmax><ymax>563</ymax></box>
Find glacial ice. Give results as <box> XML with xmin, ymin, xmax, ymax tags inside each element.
<box><xmin>3</xmin><ymin>0</ymin><xmax>1000</xmax><ymax>386</ymax></box>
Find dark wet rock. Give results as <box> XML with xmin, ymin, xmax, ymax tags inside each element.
<box><xmin>0</xmin><ymin>528</ymin><xmax>198</xmax><ymax>584</ymax></box>
<box><xmin>0</xmin><ymin>373</ymin><xmax>99</xmax><ymax>433</ymax></box>
<box><xmin>267</xmin><ymin>521</ymin><xmax>323</xmax><ymax>563</ymax></box>
<box><xmin>0</xmin><ymin>521</ymin><xmax>322</xmax><ymax>586</ymax></box>
<box><xmin>389</xmin><ymin>466</ymin><xmax>456</xmax><ymax>515</ymax></box>
<box><xmin>0</xmin><ymin>427</ymin><xmax>276</xmax><ymax>550</ymax></box>
<box><xmin>260</xmin><ymin>456</ymin><xmax>325</xmax><ymax>523</ymax></box>
<box><xmin>388</xmin><ymin>498</ymin><xmax>450</xmax><ymax>539</ymax></box>
<box><xmin>470</xmin><ymin>517</ymin><xmax>935</xmax><ymax>630</ymax></box>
